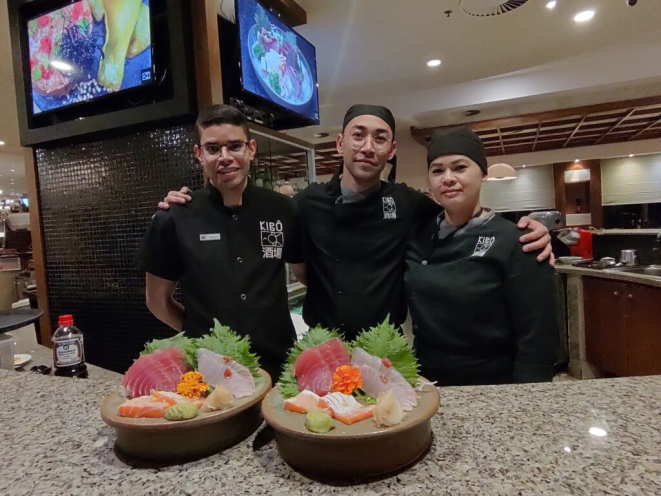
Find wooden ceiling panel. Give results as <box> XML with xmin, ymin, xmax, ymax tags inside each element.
<box><xmin>411</xmin><ymin>96</ymin><xmax>661</xmax><ymax>156</ymax></box>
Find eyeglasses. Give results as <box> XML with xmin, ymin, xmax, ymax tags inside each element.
<box><xmin>200</xmin><ymin>141</ymin><xmax>250</xmax><ymax>158</ymax></box>
<box><xmin>344</xmin><ymin>132</ymin><xmax>392</xmax><ymax>152</ymax></box>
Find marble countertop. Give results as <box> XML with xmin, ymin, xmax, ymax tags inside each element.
<box><xmin>555</xmin><ymin>264</ymin><xmax>661</xmax><ymax>288</ymax></box>
<box><xmin>1</xmin><ymin>370</ymin><xmax>660</xmax><ymax>495</ymax></box>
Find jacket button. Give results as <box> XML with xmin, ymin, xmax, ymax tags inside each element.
<box><xmin>240</xmin><ymin>294</ymin><xmax>247</xmax><ymax>300</ymax></box>
<box><xmin>237</xmin><ymin>257</ymin><xmax>243</xmax><ymax>263</ymax></box>
<box><xmin>422</xmin><ymin>260</ymin><xmax>428</xmax><ymax>266</ymax></box>
<box><xmin>232</xmin><ymin>215</ymin><xmax>238</xmax><ymax>221</ymax></box>
<box><xmin>337</xmin><ymin>290</ymin><xmax>342</xmax><ymax>295</ymax></box>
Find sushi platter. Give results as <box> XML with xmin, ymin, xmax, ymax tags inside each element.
<box><xmin>101</xmin><ymin>321</ymin><xmax>271</xmax><ymax>464</ymax></box>
<box><xmin>262</xmin><ymin>319</ymin><xmax>441</xmax><ymax>478</ymax></box>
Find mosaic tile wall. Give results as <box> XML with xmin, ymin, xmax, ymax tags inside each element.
<box><xmin>36</xmin><ymin>125</ymin><xmax>203</xmax><ymax>373</ymax></box>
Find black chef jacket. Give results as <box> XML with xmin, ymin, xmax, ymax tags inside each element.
<box><xmin>405</xmin><ymin>212</ymin><xmax>559</xmax><ymax>386</ymax></box>
<box><xmin>136</xmin><ymin>182</ymin><xmax>304</xmax><ymax>381</ymax></box>
<box><xmin>294</xmin><ymin>173</ymin><xmax>439</xmax><ymax>340</ymax></box>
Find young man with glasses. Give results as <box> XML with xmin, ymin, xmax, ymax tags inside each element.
<box><xmin>159</xmin><ymin>104</ymin><xmax>551</xmax><ymax>342</ymax></box>
<box><xmin>136</xmin><ymin>104</ymin><xmax>305</xmax><ymax>381</ymax></box>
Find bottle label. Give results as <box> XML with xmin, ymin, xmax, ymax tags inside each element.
<box><xmin>54</xmin><ymin>338</ymin><xmax>83</xmax><ymax>367</ymax></box>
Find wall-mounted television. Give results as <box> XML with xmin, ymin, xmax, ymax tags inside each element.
<box><xmin>234</xmin><ymin>0</ymin><xmax>319</xmax><ymax>128</ymax></box>
<box><xmin>9</xmin><ymin>0</ymin><xmax>197</xmax><ymax>147</ymax></box>
<box><xmin>27</xmin><ymin>0</ymin><xmax>154</xmax><ymax>115</ymax></box>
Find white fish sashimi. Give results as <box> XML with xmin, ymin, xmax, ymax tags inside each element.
<box><xmin>197</xmin><ymin>348</ymin><xmax>256</xmax><ymax>399</ymax></box>
<box><xmin>320</xmin><ymin>392</ymin><xmax>364</xmax><ymax>415</ymax></box>
<box><xmin>351</xmin><ymin>347</ymin><xmax>418</xmax><ymax>411</ymax></box>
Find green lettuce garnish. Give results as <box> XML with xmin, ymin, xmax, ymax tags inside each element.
<box><xmin>352</xmin><ymin>316</ymin><xmax>420</xmax><ymax>386</ymax></box>
<box><xmin>278</xmin><ymin>326</ymin><xmax>347</xmax><ymax>398</ymax></box>
<box><xmin>195</xmin><ymin>319</ymin><xmax>261</xmax><ymax>379</ymax></box>
<box><xmin>142</xmin><ymin>332</ymin><xmax>198</xmax><ymax>369</ymax></box>
<box><xmin>252</xmin><ymin>42</ymin><xmax>265</xmax><ymax>60</ymax></box>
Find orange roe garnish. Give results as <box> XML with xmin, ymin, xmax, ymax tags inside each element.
<box><xmin>176</xmin><ymin>371</ymin><xmax>209</xmax><ymax>399</ymax></box>
<box><xmin>381</xmin><ymin>357</ymin><xmax>392</xmax><ymax>368</ymax></box>
<box><xmin>224</xmin><ymin>369</ymin><xmax>232</xmax><ymax>378</ymax></box>
<box><xmin>332</xmin><ymin>365</ymin><xmax>363</xmax><ymax>395</ymax></box>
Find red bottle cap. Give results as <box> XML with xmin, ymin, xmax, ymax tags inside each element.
<box><xmin>58</xmin><ymin>315</ymin><xmax>74</xmax><ymax>326</ymax></box>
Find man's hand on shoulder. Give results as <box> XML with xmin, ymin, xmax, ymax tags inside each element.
<box><xmin>158</xmin><ymin>186</ymin><xmax>193</xmax><ymax>210</ymax></box>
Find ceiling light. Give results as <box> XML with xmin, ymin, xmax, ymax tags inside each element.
<box><xmin>0</xmin><ymin>141</ymin><xmax>5</xmax><ymax>146</ymax></box>
<box><xmin>546</xmin><ymin>1</ymin><xmax>557</xmax><ymax>9</ymax></box>
<box><xmin>487</xmin><ymin>163</ymin><xmax>517</xmax><ymax>181</ymax></box>
<box><xmin>629</xmin><ymin>154</ymin><xmax>634</xmax><ymax>158</ymax></box>
<box><xmin>522</xmin><ymin>165</ymin><xmax>527</xmax><ymax>168</ymax></box>
<box><xmin>427</xmin><ymin>59</ymin><xmax>442</xmax><ymax>68</ymax></box>
<box><xmin>574</xmin><ymin>159</ymin><xmax>580</xmax><ymax>163</ymax></box>
<box><xmin>11</xmin><ymin>169</ymin><xmax>14</xmax><ymax>172</ymax></box>
<box><xmin>574</xmin><ymin>10</ymin><xmax>595</xmax><ymax>23</ymax></box>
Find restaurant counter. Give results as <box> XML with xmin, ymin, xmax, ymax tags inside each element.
<box><xmin>1</xmin><ymin>366</ymin><xmax>660</xmax><ymax>495</ymax></box>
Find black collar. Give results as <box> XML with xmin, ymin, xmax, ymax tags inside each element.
<box><xmin>326</xmin><ymin>172</ymin><xmax>385</xmax><ymax>199</ymax></box>
<box><xmin>205</xmin><ymin>180</ymin><xmax>255</xmax><ymax>211</ymax></box>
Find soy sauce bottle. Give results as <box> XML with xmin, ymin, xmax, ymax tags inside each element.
<box><xmin>53</xmin><ymin>315</ymin><xmax>88</xmax><ymax>378</ymax></box>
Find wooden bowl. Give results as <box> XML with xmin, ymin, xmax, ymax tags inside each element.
<box><xmin>101</xmin><ymin>370</ymin><xmax>271</xmax><ymax>464</ymax></box>
<box><xmin>261</xmin><ymin>381</ymin><xmax>441</xmax><ymax>478</ymax></box>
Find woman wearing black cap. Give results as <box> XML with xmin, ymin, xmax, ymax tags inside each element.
<box><xmin>405</xmin><ymin>127</ymin><xmax>559</xmax><ymax>386</ymax></box>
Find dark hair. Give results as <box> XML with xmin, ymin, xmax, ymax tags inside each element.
<box><xmin>195</xmin><ymin>104</ymin><xmax>251</xmax><ymax>142</ymax></box>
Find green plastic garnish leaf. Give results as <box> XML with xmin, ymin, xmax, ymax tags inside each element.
<box><xmin>352</xmin><ymin>316</ymin><xmax>420</xmax><ymax>386</ymax></box>
<box><xmin>195</xmin><ymin>319</ymin><xmax>261</xmax><ymax>378</ymax></box>
<box><xmin>278</xmin><ymin>326</ymin><xmax>347</xmax><ymax>398</ymax></box>
<box><xmin>142</xmin><ymin>332</ymin><xmax>198</xmax><ymax>369</ymax></box>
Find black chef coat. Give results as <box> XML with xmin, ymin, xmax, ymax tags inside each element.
<box><xmin>294</xmin><ymin>173</ymin><xmax>439</xmax><ymax>340</ymax></box>
<box><xmin>405</xmin><ymin>212</ymin><xmax>559</xmax><ymax>386</ymax></box>
<box><xmin>136</xmin><ymin>182</ymin><xmax>304</xmax><ymax>381</ymax></box>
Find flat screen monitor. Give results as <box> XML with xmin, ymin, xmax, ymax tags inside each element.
<box><xmin>27</xmin><ymin>0</ymin><xmax>154</xmax><ymax>115</ymax></box>
<box><xmin>236</xmin><ymin>0</ymin><xmax>319</xmax><ymax>125</ymax></box>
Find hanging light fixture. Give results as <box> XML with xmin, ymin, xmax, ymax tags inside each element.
<box><xmin>487</xmin><ymin>163</ymin><xmax>517</xmax><ymax>181</ymax></box>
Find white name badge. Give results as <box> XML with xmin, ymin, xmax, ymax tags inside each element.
<box><xmin>200</xmin><ymin>233</ymin><xmax>221</xmax><ymax>241</ymax></box>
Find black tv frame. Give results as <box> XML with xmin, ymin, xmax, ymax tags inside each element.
<box><xmin>8</xmin><ymin>0</ymin><xmax>197</xmax><ymax>147</ymax></box>
<box><xmin>222</xmin><ymin>0</ymin><xmax>319</xmax><ymax>130</ymax></box>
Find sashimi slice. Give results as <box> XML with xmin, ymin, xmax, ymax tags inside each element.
<box><xmin>151</xmin><ymin>391</ymin><xmax>204</xmax><ymax>408</ymax></box>
<box><xmin>118</xmin><ymin>396</ymin><xmax>170</xmax><ymax>418</ymax></box>
<box><xmin>351</xmin><ymin>347</ymin><xmax>418</xmax><ymax>411</ymax></box>
<box><xmin>293</xmin><ymin>338</ymin><xmax>350</xmax><ymax>396</ymax></box>
<box><xmin>196</xmin><ymin>348</ymin><xmax>256</xmax><ymax>399</ymax></box>
<box><xmin>122</xmin><ymin>347</ymin><xmax>189</xmax><ymax>398</ymax></box>
<box><xmin>284</xmin><ymin>390</ymin><xmax>325</xmax><ymax>414</ymax></box>
<box><xmin>319</xmin><ymin>392</ymin><xmax>375</xmax><ymax>425</ymax></box>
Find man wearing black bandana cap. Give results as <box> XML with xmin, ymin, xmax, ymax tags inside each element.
<box><xmin>158</xmin><ymin>105</ymin><xmax>554</xmax><ymax>344</ymax></box>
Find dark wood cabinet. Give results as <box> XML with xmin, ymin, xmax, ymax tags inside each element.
<box><xmin>584</xmin><ymin>278</ymin><xmax>628</xmax><ymax>375</ymax></box>
<box><xmin>584</xmin><ymin>277</ymin><xmax>661</xmax><ymax>376</ymax></box>
<box><xmin>626</xmin><ymin>284</ymin><xmax>661</xmax><ymax>375</ymax></box>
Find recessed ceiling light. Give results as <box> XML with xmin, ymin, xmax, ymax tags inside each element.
<box><xmin>11</xmin><ymin>169</ymin><xmax>14</xmax><ymax>172</ymax></box>
<box><xmin>0</xmin><ymin>141</ymin><xmax>5</xmax><ymax>146</ymax></box>
<box><xmin>427</xmin><ymin>59</ymin><xmax>442</xmax><ymax>68</ymax></box>
<box><xmin>522</xmin><ymin>165</ymin><xmax>527</xmax><ymax>168</ymax></box>
<box><xmin>546</xmin><ymin>1</ymin><xmax>557</xmax><ymax>9</ymax></box>
<box><xmin>574</xmin><ymin>159</ymin><xmax>580</xmax><ymax>163</ymax></box>
<box><xmin>574</xmin><ymin>10</ymin><xmax>595</xmax><ymax>23</ymax></box>
<box><xmin>629</xmin><ymin>154</ymin><xmax>634</xmax><ymax>158</ymax></box>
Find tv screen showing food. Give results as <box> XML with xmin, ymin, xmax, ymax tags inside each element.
<box><xmin>237</xmin><ymin>0</ymin><xmax>319</xmax><ymax>124</ymax></box>
<box><xmin>27</xmin><ymin>0</ymin><xmax>154</xmax><ymax>115</ymax></box>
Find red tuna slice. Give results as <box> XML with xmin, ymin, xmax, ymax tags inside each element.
<box><xmin>121</xmin><ymin>347</ymin><xmax>188</xmax><ymax>398</ymax></box>
<box><xmin>293</xmin><ymin>338</ymin><xmax>350</xmax><ymax>396</ymax></box>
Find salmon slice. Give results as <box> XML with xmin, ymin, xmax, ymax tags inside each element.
<box><xmin>319</xmin><ymin>392</ymin><xmax>375</xmax><ymax>425</ymax></box>
<box><xmin>284</xmin><ymin>390</ymin><xmax>323</xmax><ymax>414</ymax></box>
<box><xmin>151</xmin><ymin>391</ymin><xmax>204</xmax><ymax>408</ymax></box>
<box><xmin>118</xmin><ymin>396</ymin><xmax>170</xmax><ymax>418</ymax></box>
<box><xmin>330</xmin><ymin>406</ymin><xmax>375</xmax><ymax>425</ymax></box>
